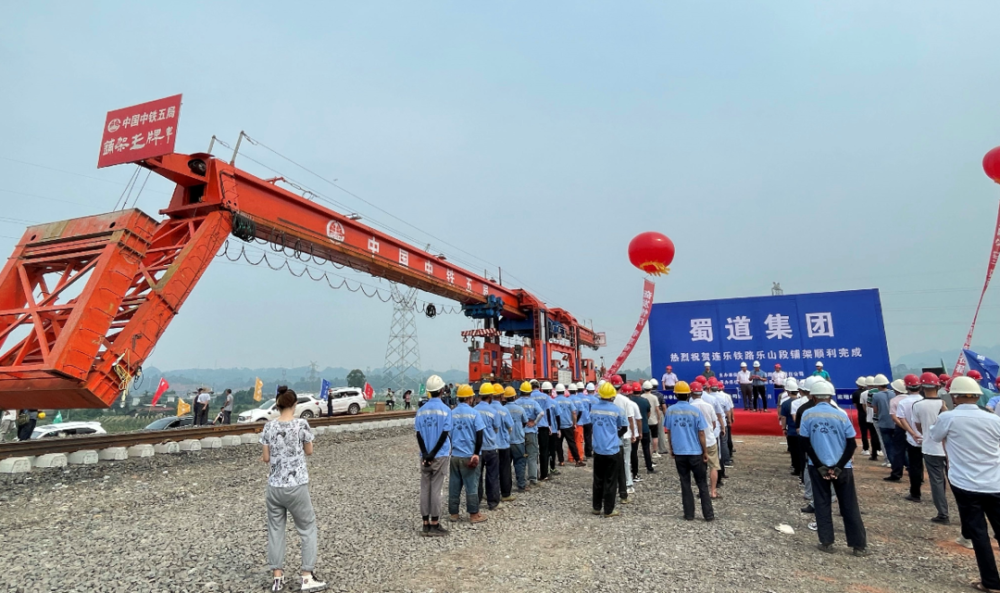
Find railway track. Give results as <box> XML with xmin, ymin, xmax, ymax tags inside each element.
<box><xmin>0</xmin><ymin>410</ymin><xmax>416</xmax><ymax>460</ymax></box>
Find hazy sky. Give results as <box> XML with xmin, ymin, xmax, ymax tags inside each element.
<box><xmin>1</xmin><ymin>2</ymin><xmax>999</xmax><ymax>374</ymax></box>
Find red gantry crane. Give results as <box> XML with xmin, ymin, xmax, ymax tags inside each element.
<box><xmin>0</xmin><ymin>151</ymin><xmax>601</xmax><ymax>409</ymax></box>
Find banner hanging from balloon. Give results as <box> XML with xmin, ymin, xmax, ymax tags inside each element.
<box><xmin>603</xmin><ymin>279</ymin><xmax>656</xmax><ymax>380</ymax></box>
<box><xmin>953</xmin><ymin>196</ymin><xmax>1000</xmax><ymax>377</ymax></box>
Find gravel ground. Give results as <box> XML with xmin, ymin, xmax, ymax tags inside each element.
<box><xmin>0</xmin><ymin>427</ymin><xmax>990</xmax><ymax>592</ymax></box>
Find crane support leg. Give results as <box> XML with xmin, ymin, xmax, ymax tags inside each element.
<box><xmin>0</xmin><ymin>209</ymin><xmax>231</xmax><ymax>409</ymax></box>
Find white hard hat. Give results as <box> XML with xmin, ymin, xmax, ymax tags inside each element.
<box><xmin>740</xmin><ymin>362</ymin><xmax>747</xmax><ymax>367</ymax></box>
<box><xmin>586</xmin><ymin>382</ymin><xmax>596</xmax><ymax>391</ymax></box>
<box><xmin>816</xmin><ymin>361</ymin><xmax>824</xmax><ymax>367</ymax></box>
<box><xmin>950</xmin><ymin>376</ymin><xmax>983</xmax><ymax>396</ymax></box>
<box><xmin>426</xmin><ymin>374</ymin><xmax>445</xmax><ymax>393</ymax></box>
<box><xmin>785</xmin><ymin>378</ymin><xmax>798</xmax><ymax>392</ymax></box>
<box><xmin>799</xmin><ymin>376</ymin><xmax>814</xmax><ymax>392</ymax></box>
<box><xmin>541</xmin><ymin>381</ymin><xmax>553</xmax><ymax>391</ymax></box>
<box><xmin>856</xmin><ymin>376</ymin><xmax>867</xmax><ymax>387</ymax></box>
<box><xmin>873</xmin><ymin>374</ymin><xmax>889</xmax><ymax>386</ymax></box>
<box><xmin>642</xmin><ymin>380</ymin><xmax>653</xmax><ymax>391</ymax></box>
<box><xmin>890</xmin><ymin>379</ymin><xmax>906</xmax><ymax>394</ymax></box>
<box><xmin>650</xmin><ymin>378</ymin><xmax>659</xmax><ymax>387</ymax></box>
<box><xmin>811</xmin><ymin>380</ymin><xmax>835</xmax><ymax>397</ymax></box>
<box><xmin>753</xmin><ymin>361</ymin><xmax>761</xmax><ymax>367</ymax></box>
<box><xmin>865</xmin><ymin>376</ymin><xmax>875</xmax><ymax>386</ymax></box>
<box><xmin>555</xmin><ymin>383</ymin><xmax>565</xmax><ymax>392</ymax></box>
<box><xmin>704</xmin><ymin>361</ymin><xmax>711</xmax><ymax>367</ymax></box>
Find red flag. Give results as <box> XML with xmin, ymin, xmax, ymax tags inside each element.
<box><xmin>363</xmin><ymin>382</ymin><xmax>374</xmax><ymax>400</ymax></box>
<box><xmin>603</xmin><ymin>279</ymin><xmax>656</xmax><ymax>381</ymax></box>
<box><xmin>152</xmin><ymin>377</ymin><xmax>170</xmax><ymax>406</ymax></box>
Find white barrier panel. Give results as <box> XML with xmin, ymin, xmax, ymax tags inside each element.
<box><xmin>199</xmin><ymin>437</ymin><xmax>222</xmax><ymax>449</ymax></box>
<box><xmin>240</xmin><ymin>433</ymin><xmax>257</xmax><ymax>445</ymax></box>
<box><xmin>312</xmin><ymin>426</ymin><xmax>327</xmax><ymax>435</ymax></box>
<box><xmin>33</xmin><ymin>453</ymin><xmax>68</xmax><ymax>468</ymax></box>
<box><xmin>0</xmin><ymin>457</ymin><xmax>31</xmax><ymax>473</ymax></box>
<box><xmin>67</xmin><ymin>450</ymin><xmax>99</xmax><ymax>465</ymax></box>
<box><xmin>98</xmin><ymin>447</ymin><xmax>128</xmax><ymax>461</ymax></box>
<box><xmin>127</xmin><ymin>444</ymin><xmax>155</xmax><ymax>458</ymax></box>
<box><xmin>154</xmin><ymin>442</ymin><xmax>180</xmax><ymax>454</ymax></box>
<box><xmin>219</xmin><ymin>436</ymin><xmax>241</xmax><ymax>447</ymax></box>
<box><xmin>178</xmin><ymin>440</ymin><xmax>202</xmax><ymax>452</ymax></box>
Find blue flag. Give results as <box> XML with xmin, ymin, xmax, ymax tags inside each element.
<box><xmin>964</xmin><ymin>349</ymin><xmax>999</xmax><ymax>392</ymax></box>
<box><xmin>320</xmin><ymin>378</ymin><xmax>331</xmax><ymax>401</ymax></box>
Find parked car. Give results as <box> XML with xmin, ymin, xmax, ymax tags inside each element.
<box><xmin>238</xmin><ymin>394</ymin><xmax>324</xmax><ymax>423</ymax></box>
<box><xmin>326</xmin><ymin>387</ymin><xmax>366</xmax><ymax>416</ymax></box>
<box><xmin>30</xmin><ymin>421</ymin><xmax>106</xmax><ymax>439</ymax></box>
<box><xmin>142</xmin><ymin>415</ymin><xmax>195</xmax><ymax>431</ymax></box>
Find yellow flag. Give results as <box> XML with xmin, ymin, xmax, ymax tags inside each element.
<box><xmin>254</xmin><ymin>377</ymin><xmax>263</xmax><ymax>402</ymax></box>
<box><xmin>177</xmin><ymin>398</ymin><xmax>191</xmax><ymax>416</ymax></box>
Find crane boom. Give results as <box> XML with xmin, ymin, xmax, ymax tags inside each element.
<box><xmin>0</xmin><ymin>152</ymin><xmax>599</xmax><ymax>409</ymax></box>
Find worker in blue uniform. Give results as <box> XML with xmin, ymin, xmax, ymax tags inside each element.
<box><xmin>518</xmin><ymin>382</ymin><xmax>544</xmax><ymax>486</ymax></box>
<box><xmin>448</xmin><ymin>384</ymin><xmax>487</xmax><ymax>523</ymax></box>
<box><xmin>504</xmin><ymin>385</ymin><xmax>530</xmax><ymax>492</ymax></box>
<box><xmin>532</xmin><ymin>381</ymin><xmax>556</xmax><ymax>481</ymax></box>
<box><xmin>556</xmin><ymin>384</ymin><xmax>583</xmax><ymax>466</ymax></box>
<box><xmin>415</xmin><ymin>374</ymin><xmax>452</xmax><ymax>537</ymax></box>
<box><xmin>490</xmin><ymin>383</ymin><xmax>516</xmax><ymax>502</ymax></box>
<box><xmin>475</xmin><ymin>383</ymin><xmax>502</xmax><ymax>511</ymax></box>
<box><xmin>591</xmin><ymin>382</ymin><xmax>630</xmax><ymax>517</ymax></box>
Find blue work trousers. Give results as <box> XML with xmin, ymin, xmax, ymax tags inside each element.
<box><xmin>448</xmin><ymin>456</ymin><xmax>481</xmax><ymax>515</ymax></box>
<box><xmin>510</xmin><ymin>442</ymin><xmax>528</xmax><ymax>490</ymax></box>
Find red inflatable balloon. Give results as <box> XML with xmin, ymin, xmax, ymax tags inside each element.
<box><xmin>628</xmin><ymin>231</ymin><xmax>675</xmax><ymax>276</ymax></box>
<box><xmin>985</xmin><ymin>146</ymin><xmax>1000</xmax><ymax>183</ymax></box>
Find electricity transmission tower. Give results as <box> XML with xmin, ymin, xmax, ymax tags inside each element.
<box><xmin>383</xmin><ymin>284</ymin><xmax>421</xmax><ymax>393</ymax></box>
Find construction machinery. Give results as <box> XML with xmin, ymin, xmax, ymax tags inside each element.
<box><xmin>0</xmin><ymin>150</ymin><xmax>600</xmax><ymax>409</ymax></box>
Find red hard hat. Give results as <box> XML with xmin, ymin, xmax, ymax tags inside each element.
<box><xmin>632</xmin><ymin>381</ymin><xmax>643</xmax><ymax>392</ymax></box>
<box><xmin>946</xmin><ymin>377</ymin><xmax>955</xmax><ymax>391</ymax></box>
<box><xmin>690</xmin><ymin>381</ymin><xmax>703</xmax><ymax>393</ymax></box>
<box><xmin>707</xmin><ymin>377</ymin><xmax>719</xmax><ymax>386</ymax></box>
<box><xmin>968</xmin><ymin>370</ymin><xmax>983</xmax><ymax>381</ymax></box>
<box><xmin>939</xmin><ymin>373</ymin><xmax>950</xmax><ymax>383</ymax></box>
<box><xmin>611</xmin><ymin>374</ymin><xmax>624</xmax><ymax>387</ymax></box>
<box><xmin>919</xmin><ymin>372</ymin><xmax>939</xmax><ymax>387</ymax></box>
<box><xmin>904</xmin><ymin>374</ymin><xmax>921</xmax><ymax>388</ymax></box>
<box><xmin>695</xmin><ymin>375</ymin><xmax>707</xmax><ymax>384</ymax></box>
<box><xmin>621</xmin><ymin>383</ymin><xmax>633</xmax><ymax>395</ymax></box>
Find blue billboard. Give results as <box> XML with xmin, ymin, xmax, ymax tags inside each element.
<box><xmin>648</xmin><ymin>289</ymin><xmax>891</xmax><ymax>408</ymax></box>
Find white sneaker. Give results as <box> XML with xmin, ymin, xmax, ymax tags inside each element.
<box><xmin>271</xmin><ymin>576</ymin><xmax>286</xmax><ymax>592</ymax></box>
<box><xmin>301</xmin><ymin>573</ymin><xmax>327</xmax><ymax>592</ymax></box>
<box><xmin>808</xmin><ymin>521</ymin><xmax>817</xmax><ymax>531</ymax></box>
<box><xmin>627</xmin><ymin>487</ymin><xmax>635</xmax><ymax>495</ymax></box>
<box><xmin>956</xmin><ymin>536</ymin><xmax>975</xmax><ymax>549</ymax></box>
<box><xmin>862</xmin><ymin>450</ymin><xmax>870</xmax><ymax>456</ymax></box>
<box><xmin>653</xmin><ymin>453</ymin><xmax>662</xmax><ymax>458</ymax></box>
<box><xmin>634</xmin><ymin>476</ymin><xmax>643</xmax><ymax>482</ymax></box>
<box><xmin>881</xmin><ymin>462</ymin><xmax>891</xmax><ymax>468</ymax></box>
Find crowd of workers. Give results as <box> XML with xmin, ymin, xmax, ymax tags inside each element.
<box><xmin>413</xmin><ymin>365</ymin><xmax>1000</xmax><ymax>592</ymax></box>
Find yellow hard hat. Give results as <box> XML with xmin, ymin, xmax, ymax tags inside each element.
<box><xmin>492</xmin><ymin>383</ymin><xmax>505</xmax><ymax>396</ymax></box>
<box><xmin>37</xmin><ymin>411</ymin><xmax>46</xmax><ymax>419</ymax></box>
<box><xmin>519</xmin><ymin>381</ymin><xmax>533</xmax><ymax>393</ymax></box>
<box><xmin>673</xmin><ymin>381</ymin><xmax>691</xmax><ymax>395</ymax></box>
<box><xmin>504</xmin><ymin>386</ymin><xmax>516</xmax><ymax>398</ymax></box>
<box><xmin>457</xmin><ymin>384</ymin><xmax>475</xmax><ymax>398</ymax></box>
<box><xmin>478</xmin><ymin>383</ymin><xmax>494</xmax><ymax>396</ymax></box>
<box><xmin>598</xmin><ymin>382</ymin><xmax>617</xmax><ymax>399</ymax></box>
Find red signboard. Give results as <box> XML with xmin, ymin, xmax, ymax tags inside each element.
<box><xmin>97</xmin><ymin>94</ymin><xmax>182</xmax><ymax>168</ymax></box>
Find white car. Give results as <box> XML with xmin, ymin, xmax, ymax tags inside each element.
<box><xmin>238</xmin><ymin>394</ymin><xmax>324</xmax><ymax>423</ymax></box>
<box><xmin>30</xmin><ymin>421</ymin><xmax>106</xmax><ymax>439</ymax></box>
<box><xmin>325</xmin><ymin>387</ymin><xmax>367</xmax><ymax>416</ymax></box>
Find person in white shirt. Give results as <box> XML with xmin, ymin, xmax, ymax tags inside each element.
<box><xmin>736</xmin><ymin>362</ymin><xmax>753</xmax><ymax>411</ymax></box>
<box><xmin>613</xmin><ymin>389</ymin><xmax>637</xmax><ymax>497</ymax></box>
<box><xmin>715</xmin><ymin>383</ymin><xmax>736</xmax><ymax>461</ymax></box>
<box><xmin>703</xmin><ymin>381</ymin><xmax>730</xmax><ymax>480</ymax></box>
<box><xmin>0</xmin><ymin>409</ymin><xmax>14</xmax><ymax>442</ymax></box>
<box><xmin>691</xmin><ymin>382</ymin><xmax>721</xmax><ymax>499</ymax></box>
<box><xmin>893</xmin><ymin>375</ymin><xmax>925</xmax><ymax>503</ymax></box>
<box><xmin>771</xmin><ymin>363</ymin><xmax>788</xmax><ymax>401</ymax></box>
<box><xmin>929</xmin><ymin>376</ymin><xmax>1000</xmax><ymax>592</ymax></box>
<box><xmin>196</xmin><ymin>388</ymin><xmax>212</xmax><ymax>425</ymax></box>
<box><xmin>911</xmin><ymin>372</ymin><xmax>949</xmax><ymax>524</ymax></box>
<box><xmin>661</xmin><ymin>366</ymin><xmax>678</xmax><ymax>397</ymax></box>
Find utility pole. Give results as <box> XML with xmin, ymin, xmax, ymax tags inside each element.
<box><xmin>383</xmin><ymin>283</ymin><xmax>421</xmax><ymax>394</ymax></box>
<box><xmin>771</xmin><ymin>282</ymin><xmax>784</xmax><ymax>296</ymax></box>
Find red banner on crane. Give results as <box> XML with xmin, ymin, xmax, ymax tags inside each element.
<box><xmin>603</xmin><ymin>279</ymin><xmax>655</xmax><ymax>380</ymax></box>
<box><xmin>98</xmin><ymin>94</ymin><xmax>182</xmax><ymax>168</ymax></box>
<box><xmin>953</xmin><ymin>201</ymin><xmax>1000</xmax><ymax>377</ymax></box>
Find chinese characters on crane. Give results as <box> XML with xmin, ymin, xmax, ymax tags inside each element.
<box><xmin>97</xmin><ymin>94</ymin><xmax>182</xmax><ymax>168</ymax></box>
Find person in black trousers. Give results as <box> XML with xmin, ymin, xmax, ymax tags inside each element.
<box><xmin>852</xmin><ymin>378</ymin><xmax>880</xmax><ymax>459</ymax></box>
<box><xmin>662</xmin><ymin>382</ymin><xmax>713</xmax><ymax>521</ymax></box>
<box><xmin>629</xmin><ymin>389</ymin><xmax>654</xmax><ymax>477</ymax></box>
